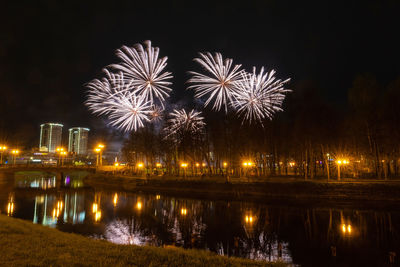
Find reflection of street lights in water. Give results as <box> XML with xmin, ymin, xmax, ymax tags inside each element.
<box><xmin>136</xmin><ymin>201</ymin><xmax>142</xmax><ymax>210</ymax></box>
<box><xmin>92</xmin><ymin>203</ymin><xmax>101</xmax><ymax>222</ymax></box>
<box><xmin>113</xmin><ymin>193</ymin><xmax>118</xmax><ymax>207</ymax></box>
<box><xmin>341</xmin><ymin>223</ymin><xmax>352</xmax><ymax>235</ymax></box>
<box><xmin>181</xmin><ymin>208</ymin><xmax>187</xmax><ymax>215</ymax></box>
<box><xmin>7</xmin><ymin>202</ymin><xmax>14</xmax><ymax>216</ymax></box>
<box><xmin>245</xmin><ymin>215</ymin><xmax>254</xmax><ymax>224</ymax></box>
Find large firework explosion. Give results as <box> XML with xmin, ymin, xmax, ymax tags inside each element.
<box><xmin>85</xmin><ymin>41</ymin><xmax>172</xmax><ymax>132</ymax></box>
<box><xmin>231</xmin><ymin>67</ymin><xmax>291</xmax><ymax>124</ymax></box>
<box><xmin>85</xmin><ymin>40</ymin><xmax>290</xmax><ymax>133</ymax></box>
<box><xmin>110</xmin><ymin>40</ymin><xmax>173</xmax><ymax>105</ymax></box>
<box><xmin>188</xmin><ymin>52</ymin><xmax>243</xmax><ymax>113</ymax></box>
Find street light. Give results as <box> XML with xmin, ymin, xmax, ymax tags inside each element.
<box><xmin>242</xmin><ymin>161</ymin><xmax>253</xmax><ymax>180</ymax></box>
<box><xmin>56</xmin><ymin>147</ymin><xmax>66</xmax><ymax>166</ymax></box>
<box><xmin>336</xmin><ymin>159</ymin><xmax>349</xmax><ymax>181</ymax></box>
<box><xmin>0</xmin><ymin>145</ymin><xmax>7</xmax><ymax>165</ymax></box>
<box><xmin>94</xmin><ymin>148</ymin><xmax>101</xmax><ymax>167</ymax></box>
<box><xmin>181</xmin><ymin>163</ymin><xmax>188</xmax><ymax>179</ymax></box>
<box><xmin>96</xmin><ymin>144</ymin><xmax>105</xmax><ymax>166</ymax></box>
<box><xmin>11</xmin><ymin>149</ymin><xmax>19</xmax><ymax>165</ymax></box>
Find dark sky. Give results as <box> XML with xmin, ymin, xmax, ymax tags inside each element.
<box><xmin>1</xmin><ymin>0</ymin><xmax>399</xmax><ymax>148</ymax></box>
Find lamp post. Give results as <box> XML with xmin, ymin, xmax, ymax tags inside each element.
<box><xmin>95</xmin><ymin>148</ymin><xmax>101</xmax><ymax>167</ymax></box>
<box><xmin>0</xmin><ymin>145</ymin><xmax>7</xmax><ymax>165</ymax></box>
<box><xmin>56</xmin><ymin>147</ymin><xmax>66</xmax><ymax>166</ymax></box>
<box><xmin>242</xmin><ymin>161</ymin><xmax>253</xmax><ymax>182</ymax></box>
<box><xmin>11</xmin><ymin>149</ymin><xmax>19</xmax><ymax>166</ymax></box>
<box><xmin>97</xmin><ymin>144</ymin><xmax>105</xmax><ymax>166</ymax></box>
<box><xmin>181</xmin><ymin>163</ymin><xmax>188</xmax><ymax>179</ymax></box>
<box><xmin>336</xmin><ymin>159</ymin><xmax>349</xmax><ymax>181</ymax></box>
<box><xmin>223</xmin><ymin>162</ymin><xmax>229</xmax><ymax>182</ymax></box>
<box><xmin>60</xmin><ymin>151</ymin><xmax>67</xmax><ymax>166</ymax></box>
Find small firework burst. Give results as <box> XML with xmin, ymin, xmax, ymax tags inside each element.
<box><xmin>164</xmin><ymin>109</ymin><xmax>206</xmax><ymax>139</ymax></box>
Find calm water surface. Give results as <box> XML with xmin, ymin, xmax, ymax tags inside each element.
<box><xmin>1</xmin><ymin>171</ymin><xmax>399</xmax><ymax>266</ymax></box>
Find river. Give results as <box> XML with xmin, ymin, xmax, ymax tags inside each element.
<box><xmin>0</xmin><ymin>171</ymin><xmax>399</xmax><ymax>266</ymax></box>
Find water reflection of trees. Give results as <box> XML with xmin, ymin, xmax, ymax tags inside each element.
<box><xmin>1</xmin><ymin>188</ymin><xmax>399</xmax><ymax>265</ymax></box>
<box><xmin>99</xmin><ymin>193</ymin><xmax>399</xmax><ymax>265</ymax></box>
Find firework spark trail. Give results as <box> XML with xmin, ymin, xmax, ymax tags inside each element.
<box><xmin>188</xmin><ymin>52</ymin><xmax>244</xmax><ymax>113</ymax></box>
<box><xmin>110</xmin><ymin>40</ymin><xmax>173</xmax><ymax>106</ymax></box>
<box><xmin>164</xmin><ymin>109</ymin><xmax>206</xmax><ymax>139</ymax></box>
<box><xmin>231</xmin><ymin>67</ymin><xmax>290</xmax><ymax>124</ymax></box>
<box><xmin>86</xmin><ymin>71</ymin><xmax>153</xmax><ymax>132</ymax></box>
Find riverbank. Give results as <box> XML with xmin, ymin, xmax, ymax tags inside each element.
<box><xmin>0</xmin><ymin>215</ymin><xmax>282</xmax><ymax>267</ymax></box>
<box><xmin>85</xmin><ymin>174</ymin><xmax>400</xmax><ymax>209</ymax></box>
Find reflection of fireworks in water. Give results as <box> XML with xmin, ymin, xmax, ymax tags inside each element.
<box><xmin>105</xmin><ymin>219</ymin><xmax>150</xmax><ymax>245</ymax></box>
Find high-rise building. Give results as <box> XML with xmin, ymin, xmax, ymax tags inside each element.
<box><xmin>68</xmin><ymin>127</ymin><xmax>90</xmax><ymax>155</ymax></box>
<box><xmin>39</xmin><ymin>123</ymin><xmax>63</xmax><ymax>152</ymax></box>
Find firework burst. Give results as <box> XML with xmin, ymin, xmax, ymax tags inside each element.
<box><xmin>188</xmin><ymin>52</ymin><xmax>243</xmax><ymax>112</ymax></box>
<box><xmin>86</xmin><ymin>71</ymin><xmax>152</xmax><ymax>132</ymax></box>
<box><xmin>164</xmin><ymin>109</ymin><xmax>206</xmax><ymax>139</ymax></box>
<box><xmin>150</xmin><ymin>105</ymin><xmax>164</xmax><ymax>123</ymax></box>
<box><xmin>231</xmin><ymin>67</ymin><xmax>290</xmax><ymax>124</ymax></box>
<box><xmin>110</xmin><ymin>40</ymin><xmax>173</xmax><ymax>105</ymax></box>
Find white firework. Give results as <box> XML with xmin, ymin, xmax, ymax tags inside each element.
<box><xmin>164</xmin><ymin>109</ymin><xmax>206</xmax><ymax>139</ymax></box>
<box><xmin>110</xmin><ymin>40</ymin><xmax>173</xmax><ymax>105</ymax></box>
<box><xmin>231</xmin><ymin>67</ymin><xmax>290</xmax><ymax>124</ymax></box>
<box><xmin>188</xmin><ymin>52</ymin><xmax>243</xmax><ymax>112</ymax></box>
<box><xmin>86</xmin><ymin>71</ymin><xmax>152</xmax><ymax>132</ymax></box>
<box><xmin>108</xmin><ymin>93</ymin><xmax>152</xmax><ymax>132</ymax></box>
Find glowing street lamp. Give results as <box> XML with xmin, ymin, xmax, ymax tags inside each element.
<box><xmin>336</xmin><ymin>159</ymin><xmax>349</xmax><ymax>181</ymax></box>
<box><xmin>0</xmin><ymin>145</ymin><xmax>7</xmax><ymax>164</ymax></box>
<box><xmin>242</xmin><ymin>161</ymin><xmax>253</xmax><ymax>180</ymax></box>
<box><xmin>181</xmin><ymin>163</ymin><xmax>188</xmax><ymax>179</ymax></box>
<box><xmin>11</xmin><ymin>149</ymin><xmax>19</xmax><ymax>165</ymax></box>
<box><xmin>96</xmin><ymin>144</ymin><xmax>105</xmax><ymax>166</ymax></box>
<box><xmin>181</xmin><ymin>163</ymin><xmax>188</xmax><ymax>178</ymax></box>
<box><xmin>94</xmin><ymin>148</ymin><xmax>100</xmax><ymax>166</ymax></box>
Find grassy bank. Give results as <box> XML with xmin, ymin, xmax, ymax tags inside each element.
<box><xmin>85</xmin><ymin>174</ymin><xmax>400</xmax><ymax>209</ymax></box>
<box><xmin>0</xmin><ymin>215</ymin><xmax>283</xmax><ymax>267</ymax></box>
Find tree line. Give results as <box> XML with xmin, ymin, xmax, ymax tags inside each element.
<box><xmin>122</xmin><ymin>74</ymin><xmax>400</xmax><ymax>180</ymax></box>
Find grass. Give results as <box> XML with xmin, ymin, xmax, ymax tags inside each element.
<box><xmin>0</xmin><ymin>215</ymin><xmax>284</xmax><ymax>267</ymax></box>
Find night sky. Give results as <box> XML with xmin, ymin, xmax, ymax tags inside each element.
<box><xmin>1</xmin><ymin>0</ymin><xmax>399</xmax><ymax>149</ymax></box>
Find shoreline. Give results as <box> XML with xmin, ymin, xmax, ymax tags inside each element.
<box><xmin>84</xmin><ymin>174</ymin><xmax>400</xmax><ymax>210</ymax></box>
<box><xmin>0</xmin><ymin>215</ymin><xmax>282</xmax><ymax>267</ymax></box>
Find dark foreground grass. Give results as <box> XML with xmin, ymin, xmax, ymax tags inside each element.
<box><xmin>0</xmin><ymin>215</ymin><xmax>284</xmax><ymax>267</ymax></box>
